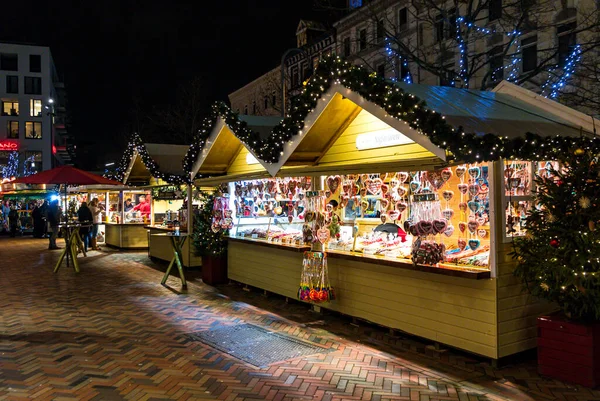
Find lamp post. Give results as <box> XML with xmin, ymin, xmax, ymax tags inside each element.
<box><xmin>280</xmin><ymin>48</ymin><xmax>309</xmax><ymax>117</ymax></box>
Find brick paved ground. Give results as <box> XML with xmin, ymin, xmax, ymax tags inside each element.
<box><xmin>0</xmin><ymin>236</ymin><xmax>599</xmax><ymax>400</ymax></box>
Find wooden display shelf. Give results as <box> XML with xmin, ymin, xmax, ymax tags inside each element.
<box><xmin>225</xmin><ymin>237</ymin><xmax>490</xmax><ymax>279</ymax></box>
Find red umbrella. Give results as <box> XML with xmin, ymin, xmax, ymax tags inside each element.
<box><xmin>11</xmin><ymin>165</ymin><xmax>123</xmax><ymax>185</ymax></box>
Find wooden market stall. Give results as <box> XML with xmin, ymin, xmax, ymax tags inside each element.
<box><xmin>119</xmin><ymin>142</ymin><xmax>201</xmax><ymax>261</ymax></box>
<box><xmin>216</xmin><ymin>79</ymin><xmax>594</xmax><ymax>361</ymax></box>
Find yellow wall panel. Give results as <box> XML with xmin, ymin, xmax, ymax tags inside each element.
<box><xmin>227</xmin><ymin>146</ymin><xmax>267</xmax><ymax>176</ymax></box>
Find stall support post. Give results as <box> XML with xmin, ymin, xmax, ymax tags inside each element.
<box><xmin>186</xmin><ymin>184</ymin><xmax>193</xmax><ymax>233</ymax></box>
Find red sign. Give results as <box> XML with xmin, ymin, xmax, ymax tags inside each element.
<box><xmin>0</xmin><ymin>140</ymin><xmax>19</xmax><ymax>151</ymax></box>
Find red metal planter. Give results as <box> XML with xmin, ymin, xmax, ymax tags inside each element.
<box><xmin>201</xmin><ymin>254</ymin><xmax>228</xmax><ymax>286</ymax></box>
<box><xmin>538</xmin><ymin>314</ymin><xmax>600</xmax><ymax>388</ymax></box>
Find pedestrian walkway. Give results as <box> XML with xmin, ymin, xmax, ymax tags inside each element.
<box><xmin>0</xmin><ymin>236</ymin><xmax>597</xmax><ymax>400</ymax></box>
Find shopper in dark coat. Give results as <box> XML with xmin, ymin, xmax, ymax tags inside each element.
<box><xmin>77</xmin><ymin>202</ymin><xmax>93</xmax><ymax>252</ymax></box>
<box><xmin>32</xmin><ymin>204</ymin><xmax>44</xmax><ymax>238</ymax></box>
<box><xmin>8</xmin><ymin>206</ymin><xmax>19</xmax><ymax>237</ymax></box>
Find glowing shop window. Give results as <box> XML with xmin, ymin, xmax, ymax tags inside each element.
<box><xmin>30</xmin><ymin>99</ymin><xmax>42</xmax><ymax>117</ymax></box>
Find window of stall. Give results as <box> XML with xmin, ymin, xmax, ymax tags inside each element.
<box><xmin>107</xmin><ymin>191</ymin><xmax>122</xmax><ymax>223</ymax></box>
<box><xmin>123</xmin><ymin>190</ymin><xmax>152</xmax><ymax>224</ymax></box>
<box><xmin>501</xmin><ymin>160</ymin><xmax>559</xmax><ymax>242</ymax></box>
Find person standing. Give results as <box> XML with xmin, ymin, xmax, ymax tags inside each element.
<box><xmin>8</xmin><ymin>206</ymin><xmax>19</xmax><ymax>237</ymax></box>
<box><xmin>39</xmin><ymin>200</ymin><xmax>49</xmax><ymax>238</ymax></box>
<box><xmin>47</xmin><ymin>200</ymin><xmax>61</xmax><ymax>249</ymax></box>
<box><xmin>132</xmin><ymin>194</ymin><xmax>151</xmax><ymax>221</ymax></box>
<box><xmin>89</xmin><ymin>198</ymin><xmax>102</xmax><ymax>251</ymax></box>
<box><xmin>77</xmin><ymin>202</ymin><xmax>93</xmax><ymax>253</ymax></box>
<box><xmin>124</xmin><ymin>198</ymin><xmax>134</xmax><ymax>212</ymax></box>
<box><xmin>32</xmin><ymin>203</ymin><xmax>44</xmax><ymax>238</ymax></box>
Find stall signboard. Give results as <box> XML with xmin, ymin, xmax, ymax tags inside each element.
<box><xmin>0</xmin><ymin>140</ymin><xmax>19</xmax><ymax>151</ymax></box>
<box><xmin>355</xmin><ymin>129</ymin><xmax>412</xmax><ymax>150</ymax></box>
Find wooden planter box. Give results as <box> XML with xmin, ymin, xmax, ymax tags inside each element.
<box><xmin>202</xmin><ymin>254</ymin><xmax>228</xmax><ymax>286</ymax></box>
<box><xmin>538</xmin><ymin>314</ymin><xmax>600</xmax><ymax>387</ymax></box>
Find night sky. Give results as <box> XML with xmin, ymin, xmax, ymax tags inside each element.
<box><xmin>0</xmin><ymin>0</ymin><xmax>333</xmax><ymax>169</ymax></box>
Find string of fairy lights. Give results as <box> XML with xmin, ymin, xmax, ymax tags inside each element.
<box><xmin>108</xmin><ymin>50</ymin><xmax>588</xmax><ymax>185</ymax></box>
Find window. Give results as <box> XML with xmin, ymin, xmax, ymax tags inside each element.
<box><xmin>377</xmin><ymin>63</ymin><xmax>385</xmax><ymax>77</ymax></box>
<box><xmin>440</xmin><ymin>64</ymin><xmax>455</xmax><ymax>87</ymax></box>
<box><xmin>521</xmin><ymin>35</ymin><xmax>537</xmax><ymax>72</ymax></box>
<box><xmin>448</xmin><ymin>8</ymin><xmax>457</xmax><ymax>37</ymax></box>
<box><xmin>244</xmin><ymin>105</ymin><xmax>248</xmax><ymax>114</ymax></box>
<box><xmin>24</xmin><ymin>77</ymin><xmax>42</xmax><ymax>95</ymax></box>
<box><xmin>0</xmin><ymin>53</ymin><xmax>18</xmax><ymax>71</ymax></box>
<box><xmin>252</xmin><ymin>101</ymin><xmax>257</xmax><ymax>115</ymax></box>
<box><xmin>2</xmin><ymin>100</ymin><xmax>19</xmax><ymax>116</ymax></box>
<box><xmin>264</xmin><ymin>96</ymin><xmax>268</xmax><ymax>110</ymax></box>
<box><xmin>24</xmin><ymin>151</ymin><xmax>42</xmax><ymax>175</ymax></box>
<box><xmin>376</xmin><ymin>19</ymin><xmax>384</xmax><ymax>42</ymax></box>
<box><xmin>489</xmin><ymin>0</ymin><xmax>502</xmax><ymax>21</ymax></box>
<box><xmin>343</xmin><ymin>37</ymin><xmax>351</xmax><ymax>57</ymax></box>
<box><xmin>359</xmin><ymin>29</ymin><xmax>367</xmax><ymax>51</ymax></box>
<box><xmin>490</xmin><ymin>45</ymin><xmax>504</xmax><ymax>83</ymax></box>
<box><xmin>271</xmin><ymin>92</ymin><xmax>276</xmax><ymax>107</ymax></box>
<box><xmin>435</xmin><ymin>14</ymin><xmax>444</xmax><ymax>42</ymax></box>
<box><xmin>25</xmin><ymin>121</ymin><xmax>42</xmax><ymax>139</ymax></box>
<box><xmin>7</xmin><ymin>121</ymin><xmax>18</xmax><ymax>139</ymax></box>
<box><xmin>302</xmin><ymin>62</ymin><xmax>310</xmax><ymax>81</ymax></box>
<box><xmin>6</xmin><ymin>76</ymin><xmax>18</xmax><ymax>93</ymax></box>
<box><xmin>291</xmin><ymin>66</ymin><xmax>299</xmax><ymax>88</ymax></box>
<box><xmin>418</xmin><ymin>23</ymin><xmax>424</xmax><ymax>45</ymax></box>
<box><xmin>557</xmin><ymin>22</ymin><xmax>577</xmax><ymax>65</ymax></box>
<box><xmin>29</xmin><ymin>55</ymin><xmax>41</xmax><ymax>73</ymax></box>
<box><xmin>30</xmin><ymin>99</ymin><xmax>42</xmax><ymax>117</ymax></box>
<box><xmin>398</xmin><ymin>8</ymin><xmax>408</xmax><ymax>31</ymax></box>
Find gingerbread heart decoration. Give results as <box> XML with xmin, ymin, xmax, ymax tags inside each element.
<box><xmin>340</xmin><ymin>195</ymin><xmax>349</xmax><ymax>208</ymax></box>
<box><xmin>397</xmin><ymin>186</ymin><xmax>408</xmax><ymax>197</ymax></box>
<box><xmin>288</xmin><ymin>215</ymin><xmax>294</xmax><ymax>223</ymax></box>
<box><xmin>432</xmin><ymin>219</ymin><xmax>447</xmax><ymax>234</ymax></box>
<box><xmin>360</xmin><ymin>174</ymin><xmax>369</xmax><ymax>183</ymax></box>
<box><xmin>468</xmin><ymin>184</ymin><xmax>480</xmax><ymax>197</ymax></box>
<box><xmin>509</xmin><ymin>177</ymin><xmax>521</xmax><ymax>189</ymax></box>
<box><xmin>455</xmin><ymin>166</ymin><xmax>467</xmax><ymax>179</ymax></box>
<box><xmin>425</xmin><ymin>170</ymin><xmax>445</xmax><ymax>191</ymax></box>
<box><xmin>387</xmin><ymin>209</ymin><xmax>400</xmax><ymax>221</ymax></box>
<box><xmin>468</xmin><ymin>166</ymin><xmax>481</xmax><ymax>179</ymax></box>
<box><xmin>365</xmin><ymin>178</ymin><xmax>383</xmax><ymax>195</ymax></box>
<box><xmin>396</xmin><ymin>201</ymin><xmax>408</xmax><ymax>213</ymax></box>
<box><xmin>478</xmin><ymin>229</ymin><xmax>487</xmax><ymax>238</ymax></box>
<box><xmin>380</xmin><ymin>215</ymin><xmax>387</xmax><ymax>224</ymax></box>
<box><xmin>467</xmin><ymin>219</ymin><xmax>479</xmax><ymax>233</ymax></box>
<box><xmin>458</xmin><ymin>183</ymin><xmax>468</xmax><ymax>194</ymax></box>
<box><xmin>444</xmin><ymin>225</ymin><xmax>455</xmax><ymax>237</ymax></box>
<box><xmin>379</xmin><ymin>198</ymin><xmax>390</xmax><ymax>211</ymax></box>
<box><xmin>288</xmin><ymin>180</ymin><xmax>297</xmax><ymax>194</ymax></box>
<box><xmin>389</xmin><ymin>178</ymin><xmax>399</xmax><ymax>188</ymax></box>
<box><xmin>458</xmin><ymin>238</ymin><xmax>467</xmax><ymax>250</ymax></box>
<box><xmin>468</xmin><ymin>201</ymin><xmax>480</xmax><ymax>213</ymax></box>
<box><xmin>418</xmin><ymin>220</ymin><xmax>433</xmax><ymax>235</ymax></box>
<box><xmin>468</xmin><ymin>239</ymin><xmax>481</xmax><ymax>250</ymax></box>
<box><xmin>381</xmin><ymin>184</ymin><xmax>389</xmax><ymax>198</ymax></box>
<box><xmin>477</xmin><ymin>216</ymin><xmax>486</xmax><ymax>226</ymax></box>
<box><xmin>326</xmin><ymin>175</ymin><xmax>341</xmax><ymax>194</ymax></box>
<box><xmin>409</xmin><ymin>181</ymin><xmax>420</xmax><ymax>193</ymax></box>
<box><xmin>305</xmin><ymin>211</ymin><xmax>316</xmax><ymax>222</ymax></box>
<box><xmin>442</xmin><ymin>208</ymin><xmax>454</xmax><ymax>220</ymax></box>
<box><xmin>351</xmin><ymin>184</ymin><xmax>359</xmax><ymax>196</ymax></box>
<box><xmin>398</xmin><ymin>172</ymin><xmax>409</xmax><ymax>183</ymax></box>
<box><xmin>211</xmin><ymin>223</ymin><xmax>221</xmax><ymax>233</ymax></box>
<box><xmin>504</xmin><ymin>167</ymin><xmax>514</xmax><ymax>179</ymax></box>
<box><xmin>442</xmin><ymin>190</ymin><xmax>454</xmax><ymax>201</ymax></box>
<box><xmin>342</xmin><ymin>183</ymin><xmax>350</xmax><ymax>195</ymax></box>
<box><xmin>459</xmin><ymin>202</ymin><xmax>468</xmax><ymax>212</ymax></box>
<box><xmin>316</xmin><ymin>227</ymin><xmax>331</xmax><ymax>244</ymax></box>
<box><xmin>458</xmin><ymin>221</ymin><xmax>467</xmax><ymax>233</ymax></box>
<box><xmin>479</xmin><ymin>183</ymin><xmax>489</xmax><ymax>194</ymax></box>
<box><xmin>441</xmin><ymin>168</ymin><xmax>453</xmax><ymax>182</ymax></box>
<box><xmin>360</xmin><ymin>200</ymin><xmax>369</xmax><ymax>212</ymax></box>
<box><xmin>325</xmin><ymin>190</ymin><xmax>332</xmax><ymax>198</ymax></box>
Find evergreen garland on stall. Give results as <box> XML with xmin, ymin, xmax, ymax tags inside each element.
<box><xmin>182</xmin><ymin>102</ymin><xmax>263</xmax><ymax>179</ymax></box>
<box><xmin>251</xmin><ymin>55</ymin><xmax>600</xmax><ymax>165</ymax></box>
<box><xmin>192</xmin><ymin>189</ymin><xmax>227</xmax><ymax>257</ymax></box>
<box><xmin>105</xmin><ymin>133</ymin><xmax>189</xmax><ymax>185</ymax></box>
<box><xmin>510</xmin><ymin>146</ymin><xmax>600</xmax><ymax>322</ymax></box>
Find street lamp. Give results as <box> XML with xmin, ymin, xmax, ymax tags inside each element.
<box><xmin>280</xmin><ymin>48</ymin><xmax>309</xmax><ymax>117</ymax></box>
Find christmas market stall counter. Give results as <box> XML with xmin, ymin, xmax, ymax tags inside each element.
<box><xmin>216</xmin><ymin>67</ymin><xmax>590</xmax><ymax>361</ymax></box>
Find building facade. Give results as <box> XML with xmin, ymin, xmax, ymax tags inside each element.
<box><xmin>0</xmin><ymin>43</ymin><xmax>70</xmax><ymax>179</ymax></box>
<box><xmin>334</xmin><ymin>0</ymin><xmax>599</xmax><ymax>115</ymax></box>
<box><xmin>229</xmin><ymin>20</ymin><xmax>336</xmax><ymax>117</ymax></box>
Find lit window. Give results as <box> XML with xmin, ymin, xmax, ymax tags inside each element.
<box><xmin>30</xmin><ymin>99</ymin><xmax>42</xmax><ymax>117</ymax></box>
<box><xmin>7</xmin><ymin>121</ymin><xmax>19</xmax><ymax>139</ymax></box>
<box><xmin>25</xmin><ymin>122</ymin><xmax>42</xmax><ymax>139</ymax></box>
<box><xmin>2</xmin><ymin>100</ymin><xmax>19</xmax><ymax>116</ymax></box>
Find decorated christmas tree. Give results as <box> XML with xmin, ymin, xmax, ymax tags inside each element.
<box><xmin>512</xmin><ymin>143</ymin><xmax>600</xmax><ymax>321</ymax></box>
<box><xmin>192</xmin><ymin>188</ymin><xmax>227</xmax><ymax>257</ymax></box>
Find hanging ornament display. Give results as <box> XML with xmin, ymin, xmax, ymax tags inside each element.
<box><xmin>298</xmin><ymin>251</ymin><xmax>334</xmax><ymax>303</ymax></box>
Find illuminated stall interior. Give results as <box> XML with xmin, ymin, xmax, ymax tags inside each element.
<box><xmin>225</xmin><ymin>81</ymin><xmax>591</xmax><ymax>360</ymax></box>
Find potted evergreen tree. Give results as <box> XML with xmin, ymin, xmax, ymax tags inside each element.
<box><xmin>511</xmin><ymin>143</ymin><xmax>600</xmax><ymax>387</ymax></box>
<box><xmin>192</xmin><ymin>189</ymin><xmax>228</xmax><ymax>285</ymax></box>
